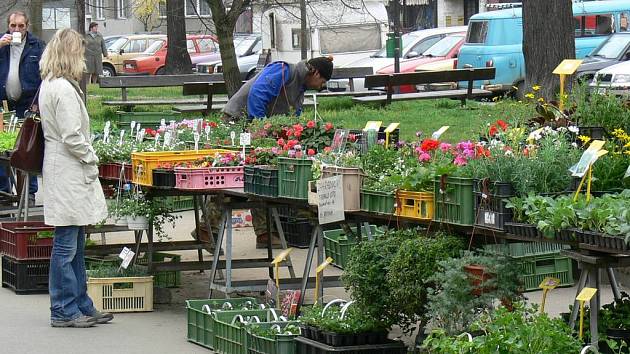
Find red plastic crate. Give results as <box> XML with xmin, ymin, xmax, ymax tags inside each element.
<box><xmin>174</xmin><ymin>166</ymin><xmax>244</xmax><ymax>190</ymax></box>
<box><xmin>99</xmin><ymin>163</ymin><xmax>132</xmax><ymax>181</ymax></box>
<box><xmin>0</xmin><ymin>222</ymin><xmax>55</xmax><ymax>260</ymax></box>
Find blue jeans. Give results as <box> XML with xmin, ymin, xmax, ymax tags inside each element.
<box><xmin>49</xmin><ymin>226</ymin><xmax>96</xmax><ymax>321</ymax></box>
<box><xmin>0</xmin><ymin>168</ymin><xmax>38</xmax><ymax>194</ymax></box>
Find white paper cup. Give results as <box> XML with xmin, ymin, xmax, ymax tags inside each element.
<box><xmin>11</xmin><ymin>32</ymin><xmax>21</xmax><ymax>44</ymax></box>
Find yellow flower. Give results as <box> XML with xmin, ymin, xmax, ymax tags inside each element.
<box><xmin>525</xmin><ymin>93</ymin><xmax>535</xmax><ymax>99</ymax></box>
<box><xmin>624</xmin><ymin>150</ymin><xmax>630</xmax><ymax>155</ymax></box>
<box><xmin>532</xmin><ymin>85</ymin><xmax>541</xmax><ymax>91</ymax></box>
<box><xmin>578</xmin><ymin>135</ymin><xmax>591</xmax><ymax>144</ymax></box>
<box><xmin>537</xmin><ymin>97</ymin><xmax>545</xmax><ymax>103</ymax></box>
<box><xmin>612</xmin><ymin>128</ymin><xmax>626</xmax><ymax>137</ymax></box>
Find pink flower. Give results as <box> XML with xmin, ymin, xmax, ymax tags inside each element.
<box><xmin>307</xmin><ymin>120</ymin><xmax>316</xmax><ymax>129</ymax></box>
<box><xmin>271</xmin><ymin>147</ymin><xmax>279</xmax><ymax>154</ymax></box>
<box><xmin>439</xmin><ymin>143</ymin><xmax>452</xmax><ymax>152</ymax></box>
<box><xmin>288</xmin><ymin>150</ymin><xmax>296</xmax><ymax>158</ymax></box>
<box><xmin>307</xmin><ymin>149</ymin><xmax>316</xmax><ymax>156</ymax></box>
<box><xmin>294</xmin><ymin>144</ymin><xmax>302</xmax><ymax>151</ymax></box>
<box><xmin>454</xmin><ymin>155</ymin><xmax>468</xmax><ymax>166</ymax></box>
<box><xmin>418</xmin><ymin>152</ymin><xmax>431</xmax><ymax>162</ymax></box>
<box><xmin>463</xmin><ymin>148</ymin><xmax>475</xmax><ymax>158</ymax></box>
<box><xmin>456</xmin><ymin>140</ymin><xmax>474</xmax><ymax>151</ymax></box>
<box><xmin>295</xmin><ymin>151</ymin><xmax>303</xmax><ymax>158</ymax></box>
<box><xmin>277</xmin><ymin>138</ymin><xmax>285</xmax><ymax>146</ymax></box>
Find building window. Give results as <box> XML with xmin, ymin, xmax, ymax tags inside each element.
<box><xmin>185</xmin><ymin>0</ymin><xmax>211</xmax><ymax>17</ymax></box>
<box><xmin>85</xmin><ymin>0</ymin><xmax>92</xmax><ymax>19</ymax></box>
<box><xmin>117</xmin><ymin>0</ymin><xmax>128</xmax><ymax>19</ymax></box>
<box><xmin>159</xmin><ymin>2</ymin><xmax>167</xmax><ymax>18</ymax></box>
<box><xmin>319</xmin><ymin>24</ymin><xmax>381</xmax><ymax>54</ymax></box>
<box><xmin>94</xmin><ymin>0</ymin><xmax>104</xmax><ymax>20</ymax></box>
<box><xmin>291</xmin><ymin>28</ymin><xmax>309</xmax><ymax>50</ymax></box>
<box><xmin>269</xmin><ymin>13</ymin><xmax>276</xmax><ymax>49</ymax></box>
<box><xmin>42</xmin><ymin>8</ymin><xmax>71</xmax><ymax>30</ymax></box>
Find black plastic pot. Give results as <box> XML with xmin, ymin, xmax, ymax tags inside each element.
<box><xmin>607</xmin><ymin>328</ymin><xmax>630</xmax><ymax>340</ymax></box>
<box><xmin>152</xmin><ymin>169</ymin><xmax>175</xmax><ymax>189</ymax></box>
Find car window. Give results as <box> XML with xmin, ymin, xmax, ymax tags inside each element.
<box><xmin>590</xmin><ymin>34</ymin><xmax>630</xmax><ymax>59</ymax></box>
<box><xmin>575</xmin><ymin>14</ymin><xmax>614</xmax><ymax>37</ymax></box>
<box><xmin>408</xmin><ymin>36</ymin><xmax>442</xmax><ymax>57</ymax></box>
<box><xmin>467</xmin><ymin>21</ymin><xmax>489</xmax><ymax>44</ymax></box>
<box><xmin>109</xmin><ymin>37</ymin><xmax>128</xmax><ymax>52</ymax></box>
<box><xmin>423</xmin><ymin>35</ymin><xmax>464</xmax><ymax>57</ymax></box>
<box><xmin>373</xmin><ymin>32</ymin><xmax>422</xmax><ymax>58</ymax></box>
<box><xmin>196</xmin><ymin>38</ymin><xmax>216</xmax><ymax>53</ymax></box>
<box><xmin>127</xmin><ymin>39</ymin><xmax>147</xmax><ymax>53</ymax></box>
<box><xmin>621</xmin><ymin>12</ymin><xmax>630</xmax><ymax>32</ymax></box>
<box><xmin>143</xmin><ymin>40</ymin><xmax>165</xmax><ymax>54</ymax></box>
<box><xmin>187</xmin><ymin>40</ymin><xmax>196</xmax><ymax>53</ymax></box>
<box><xmin>235</xmin><ymin>38</ymin><xmax>257</xmax><ymax>56</ymax></box>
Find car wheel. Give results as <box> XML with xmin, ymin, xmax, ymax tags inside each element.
<box><xmin>155</xmin><ymin>67</ymin><xmax>166</xmax><ymax>75</ymax></box>
<box><xmin>102</xmin><ymin>65</ymin><xmax>115</xmax><ymax>77</ymax></box>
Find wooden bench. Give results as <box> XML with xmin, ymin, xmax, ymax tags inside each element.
<box><xmin>99</xmin><ymin>74</ymin><xmax>224</xmax><ymax>111</ymax></box>
<box><xmin>315</xmin><ymin>67</ymin><xmax>382</xmax><ymax>98</ymax></box>
<box><xmin>353</xmin><ymin>68</ymin><xmax>496</xmax><ymax>106</ymax></box>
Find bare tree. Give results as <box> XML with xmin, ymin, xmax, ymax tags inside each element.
<box><xmin>165</xmin><ymin>0</ymin><xmax>192</xmax><ymax>74</ymax></box>
<box><xmin>30</xmin><ymin>0</ymin><xmax>43</xmax><ymax>38</ymax></box>
<box><xmin>208</xmin><ymin>0</ymin><xmax>252</xmax><ymax>97</ymax></box>
<box><xmin>522</xmin><ymin>0</ymin><xmax>574</xmax><ymax>100</ymax></box>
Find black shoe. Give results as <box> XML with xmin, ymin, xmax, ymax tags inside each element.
<box><xmin>88</xmin><ymin>310</ymin><xmax>114</xmax><ymax>324</ymax></box>
<box><xmin>51</xmin><ymin>315</ymin><xmax>96</xmax><ymax>328</ymax></box>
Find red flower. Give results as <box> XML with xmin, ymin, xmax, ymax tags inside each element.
<box><xmin>421</xmin><ymin>139</ymin><xmax>440</xmax><ymax>152</ymax></box>
<box><xmin>496</xmin><ymin>119</ymin><xmax>508</xmax><ymax>131</ymax></box>
<box><xmin>475</xmin><ymin>145</ymin><xmax>491</xmax><ymax>158</ymax></box>
<box><xmin>324</xmin><ymin>147</ymin><xmax>332</xmax><ymax>153</ymax></box>
<box><xmin>287</xmin><ymin>128</ymin><xmax>294</xmax><ymax>137</ymax></box>
<box><xmin>489</xmin><ymin>125</ymin><xmax>498</xmax><ymax>137</ymax></box>
<box><xmin>295</xmin><ymin>151</ymin><xmax>303</xmax><ymax>158</ymax></box>
<box><xmin>307</xmin><ymin>120</ymin><xmax>316</xmax><ymax>129</ymax></box>
<box><xmin>209</xmin><ymin>121</ymin><xmax>218</xmax><ymax>128</ymax></box>
<box><xmin>144</xmin><ymin>128</ymin><xmax>156</xmax><ymax>137</ymax></box>
<box><xmin>294</xmin><ymin>130</ymin><xmax>302</xmax><ymax>138</ymax></box>
<box><xmin>325</xmin><ymin>122</ymin><xmax>334</xmax><ymax>132</ymax></box>
<box><xmin>287</xmin><ymin>139</ymin><xmax>298</xmax><ymax>149</ymax></box>
<box><xmin>293</xmin><ymin>123</ymin><xmax>304</xmax><ymax>132</ymax></box>
<box><xmin>277</xmin><ymin>138</ymin><xmax>285</xmax><ymax>146</ymax></box>
<box><xmin>307</xmin><ymin>149</ymin><xmax>316</xmax><ymax>156</ymax></box>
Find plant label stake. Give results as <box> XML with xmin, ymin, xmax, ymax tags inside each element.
<box><xmin>625</xmin><ymin>165</ymin><xmax>630</xmax><ymax>179</ymax></box>
<box><xmin>239</xmin><ymin>132</ymin><xmax>251</xmax><ymax>160</ymax></box>
<box><xmin>552</xmin><ymin>59</ymin><xmax>582</xmax><ymax>111</ymax></box>
<box><xmin>271</xmin><ymin>248</ymin><xmax>293</xmax><ymax>306</ymax></box>
<box><xmin>230</xmin><ymin>131</ymin><xmax>236</xmax><ymax>146</ymax></box>
<box><xmin>118</xmin><ymin>247</ymin><xmax>135</xmax><ymax>270</ymax></box>
<box><xmin>432</xmin><ymin>126</ymin><xmax>450</xmax><ymax>140</ymax></box>
<box><xmin>103</xmin><ymin>121</ymin><xmax>111</xmax><ymax>143</ymax></box>
<box><xmin>205</xmin><ymin>125</ymin><xmax>211</xmax><ymax>141</ymax></box>
<box><xmin>193</xmin><ymin>132</ymin><xmax>200</xmax><ymax>151</ymax></box>
<box><xmin>576</xmin><ymin>287</ymin><xmax>597</xmax><ymax>340</ymax></box>
<box><xmin>163</xmin><ymin>131</ymin><xmax>172</xmax><ymax>148</ymax></box>
<box><xmin>2</xmin><ymin>100</ymin><xmax>7</xmax><ymax>112</ymax></box>
<box><xmin>363</xmin><ymin>121</ymin><xmax>382</xmax><ymax>132</ymax></box>
<box><xmin>130</xmin><ymin>121</ymin><xmax>136</xmax><ymax>132</ymax></box>
<box><xmin>160</xmin><ymin>118</ymin><xmax>166</xmax><ymax>129</ymax></box>
<box><xmin>384</xmin><ymin>123</ymin><xmax>399</xmax><ymax>148</ymax></box>
<box><xmin>193</xmin><ymin>119</ymin><xmax>199</xmax><ymax>133</ymax></box>
<box><xmin>539</xmin><ymin>277</ymin><xmax>561</xmax><ymax>313</ymax></box>
<box><xmin>570</xmin><ymin>140</ymin><xmax>607</xmax><ymax>202</ymax></box>
<box><xmin>118</xmin><ymin>130</ymin><xmax>125</xmax><ymax>146</ymax></box>
<box><xmin>154</xmin><ymin>133</ymin><xmax>160</xmax><ymax>148</ymax></box>
<box><xmin>314</xmin><ymin>257</ymin><xmax>333</xmax><ymax>305</ymax></box>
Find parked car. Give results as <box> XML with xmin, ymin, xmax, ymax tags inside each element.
<box><xmin>589</xmin><ymin>60</ymin><xmax>630</xmax><ymax>96</ymax></box>
<box><xmin>375</xmin><ymin>33</ymin><xmax>466</xmax><ymax>93</ymax></box>
<box><xmin>104</xmin><ymin>35</ymin><xmax>124</xmax><ymax>50</ymax></box>
<box><xmin>327</xmin><ymin>26</ymin><xmax>467</xmax><ymax>91</ymax></box>
<box><xmin>122</xmin><ymin>35</ymin><xmax>219</xmax><ymax>75</ymax></box>
<box><xmin>102</xmin><ymin>34</ymin><xmax>166</xmax><ymax>77</ymax></box>
<box><xmin>457</xmin><ymin>1</ymin><xmax>630</xmax><ymax>96</ymax></box>
<box><xmin>197</xmin><ymin>35</ymin><xmax>262</xmax><ymax>80</ymax></box>
<box><xmin>576</xmin><ymin>32</ymin><xmax>630</xmax><ymax>82</ymax></box>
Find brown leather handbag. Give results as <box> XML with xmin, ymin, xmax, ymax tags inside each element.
<box><xmin>10</xmin><ymin>91</ymin><xmax>44</xmax><ymax>173</ymax></box>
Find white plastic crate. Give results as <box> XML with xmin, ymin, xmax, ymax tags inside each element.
<box><xmin>87</xmin><ymin>276</ymin><xmax>154</xmax><ymax>313</ymax></box>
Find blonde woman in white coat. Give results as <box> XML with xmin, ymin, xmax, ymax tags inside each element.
<box><xmin>39</xmin><ymin>28</ymin><xmax>112</xmax><ymax>328</ymax></box>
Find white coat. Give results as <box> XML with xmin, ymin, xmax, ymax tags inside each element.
<box><xmin>39</xmin><ymin>77</ymin><xmax>108</xmax><ymax>226</ymax></box>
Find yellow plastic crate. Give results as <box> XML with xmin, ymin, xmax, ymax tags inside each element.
<box><xmin>87</xmin><ymin>276</ymin><xmax>154</xmax><ymax>313</ymax></box>
<box><xmin>131</xmin><ymin>149</ymin><xmax>233</xmax><ymax>186</ymax></box>
<box><xmin>395</xmin><ymin>190</ymin><xmax>434</xmax><ymax>220</ymax></box>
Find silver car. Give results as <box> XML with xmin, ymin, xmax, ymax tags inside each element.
<box><xmin>197</xmin><ymin>35</ymin><xmax>262</xmax><ymax>79</ymax></box>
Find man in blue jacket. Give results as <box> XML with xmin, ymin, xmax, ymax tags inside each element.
<box><xmin>0</xmin><ymin>11</ymin><xmax>45</xmax><ymax>202</ymax></box>
<box><xmin>223</xmin><ymin>56</ymin><xmax>333</xmax><ymax>121</ymax></box>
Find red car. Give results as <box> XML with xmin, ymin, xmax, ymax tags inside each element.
<box><xmin>122</xmin><ymin>34</ymin><xmax>219</xmax><ymax>75</ymax></box>
<box><xmin>376</xmin><ymin>33</ymin><xmax>465</xmax><ymax>93</ymax></box>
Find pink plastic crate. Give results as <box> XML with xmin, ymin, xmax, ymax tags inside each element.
<box><xmin>0</xmin><ymin>222</ymin><xmax>55</xmax><ymax>260</ymax></box>
<box><xmin>174</xmin><ymin>166</ymin><xmax>244</xmax><ymax>190</ymax></box>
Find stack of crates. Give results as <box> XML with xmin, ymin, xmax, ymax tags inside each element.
<box><xmin>482</xmin><ymin>242</ymin><xmax>575</xmax><ymax>291</ymax></box>
<box><xmin>277</xmin><ymin>206</ymin><xmax>313</xmax><ymax>248</ymax></box>
<box><xmin>324</xmin><ymin>225</ymin><xmax>383</xmax><ymax>269</ymax></box>
<box><xmin>0</xmin><ymin>221</ymin><xmax>55</xmax><ymax>294</ymax></box>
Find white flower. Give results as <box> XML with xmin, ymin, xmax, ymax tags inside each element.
<box><xmin>504</xmin><ymin>150</ymin><xmax>513</xmax><ymax>156</ymax></box>
<box><xmin>557</xmin><ymin>127</ymin><xmax>567</xmax><ymax>133</ymax></box>
<box><xmin>533</xmin><ymin>132</ymin><xmax>542</xmax><ymax>141</ymax></box>
<box><xmin>568</xmin><ymin>125</ymin><xmax>579</xmax><ymax>134</ymax></box>
<box><xmin>571</xmin><ymin>142</ymin><xmax>578</xmax><ymax>148</ymax></box>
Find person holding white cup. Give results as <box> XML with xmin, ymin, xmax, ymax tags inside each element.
<box><xmin>0</xmin><ymin>11</ymin><xmax>45</xmax><ymax>201</ymax></box>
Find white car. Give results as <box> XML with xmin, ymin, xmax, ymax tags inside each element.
<box><xmin>326</xmin><ymin>26</ymin><xmax>468</xmax><ymax>91</ymax></box>
<box><xmin>589</xmin><ymin>60</ymin><xmax>630</xmax><ymax>96</ymax></box>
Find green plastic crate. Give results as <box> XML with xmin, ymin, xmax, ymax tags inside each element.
<box><xmin>85</xmin><ymin>255</ymin><xmax>120</xmax><ymax>269</ymax></box>
<box><xmin>116</xmin><ymin>111</ymin><xmax>181</xmax><ymax>128</ymax></box>
<box><xmin>278</xmin><ymin>158</ymin><xmax>312</xmax><ymax>200</ymax></box>
<box><xmin>136</xmin><ymin>252</ymin><xmax>181</xmax><ymax>288</ymax></box>
<box><xmin>520</xmin><ymin>255</ymin><xmax>574</xmax><ymax>291</ymax></box>
<box><xmin>483</xmin><ymin>242</ymin><xmax>569</xmax><ymax>258</ymax></box>
<box><xmin>213</xmin><ymin>309</ymin><xmax>278</xmax><ymax>354</ymax></box>
<box><xmin>244</xmin><ymin>166</ymin><xmax>257</xmax><ymax>194</ymax></box>
<box><xmin>256</xmin><ymin>166</ymin><xmax>279</xmax><ymax>197</ymax></box>
<box><xmin>186</xmin><ymin>298</ymin><xmax>259</xmax><ymax>349</ymax></box>
<box><xmin>433</xmin><ymin>176</ymin><xmax>474</xmax><ymax>226</ymax></box>
<box><xmin>246</xmin><ymin>322</ymin><xmax>300</xmax><ymax>354</ymax></box>
<box><xmin>155</xmin><ymin>196</ymin><xmax>195</xmax><ymax>212</ymax></box>
<box><xmin>323</xmin><ymin>225</ymin><xmax>382</xmax><ymax>269</ymax></box>
<box><xmin>360</xmin><ymin>189</ymin><xmax>395</xmax><ymax>215</ymax></box>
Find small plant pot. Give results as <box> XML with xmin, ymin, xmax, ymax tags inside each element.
<box><xmin>127</xmin><ymin>216</ymin><xmax>149</xmax><ymax>230</ymax></box>
<box><xmin>559</xmin><ymin>229</ymin><xmax>575</xmax><ymax>242</ymax></box>
<box><xmin>114</xmin><ymin>217</ymin><xmax>128</xmax><ymax>227</ymax></box>
<box><xmin>607</xmin><ymin>328</ymin><xmax>630</xmax><ymax>340</ymax></box>
<box><xmin>367</xmin><ymin>331</ymin><xmax>389</xmax><ymax>344</ymax></box>
<box><xmin>464</xmin><ymin>264</ymin><xmax>495</xmax><ymax>296</ymax></box>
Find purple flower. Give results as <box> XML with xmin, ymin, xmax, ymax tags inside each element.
<box><xmin>377</xmin><ymin>139</ymin><xmax>386</xmax><ymax>145</ymax></box>
<box><xmin>439</xmin><ymin>143</ymin><xmax>452</xmax><ymax>152</ymax></box>
<box><xmin>454</xmin><ymin>155</ymin><xmax>468</xmax><ymax>166</ymax></box>
<box><xmin>463</xmin><ymin>148</ymin><xmax>475</xmax><ymax>158</ymax></box>
<box><xmin>271</xmin><ymin>147</ymin><xmax>279</xmax><ymax>154</ymax></box>
<box><xmin>294</xmin><ymin>144</ymin><xmax>302</xmax><ymax>151</ymax></box>
<box><xmin>288</xmin><ymin>150</ymin><xmax>296</xmax><ymax>158</ymax></box>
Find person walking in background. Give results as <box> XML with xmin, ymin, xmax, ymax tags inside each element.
<box><xmin>39</xmin><ymin>28</ymin><xmax>112</xmax><ymax>328</ymax></box>
<box><xmin>0</xmin><ymin>11</ymin><xmax>43</xmax><ymax>202</ymax></box>
<box><xmin>84</xmin><ymin>22</ymin><xmax>107</xmax><ymax>84</ymax></box>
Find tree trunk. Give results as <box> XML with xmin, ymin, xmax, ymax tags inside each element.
<box><xmin>30</xmin><ymin>0</ymin><xmax>43</xmax><ymax>38</ymax></box>
<box><xmin>523</xmin><ymin>0</ymin><xmax>574</xmax><ymax>100</ymax></box>
<box><xmin>165</xmin><ymin>0</ymin><xmax>192</xmax><ymax>74</ymax></box>
<box><xmin>208</xmin><ymin>0</ymin><xmax>250</xmax><ymax>97</ymax></box>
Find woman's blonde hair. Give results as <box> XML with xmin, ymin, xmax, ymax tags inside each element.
<box><xmin>40</xmin><ymin>28</ymin><xmax>86</xmax><ymax>82</ymax></box>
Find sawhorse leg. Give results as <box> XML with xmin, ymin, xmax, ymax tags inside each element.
<box><xmin>298</xmin><ymin>225</ymin><xmax>324</xmax><ymax>311</ymax></box>
<box><xmin>208</xmin><ymin>209</ymin><xmax>228</xmax><ymax>298</ymax></box>
<box><xmin>272</xmin><ymin>207</ymin><xmax>296</xmax><ymax>278</ymax></box>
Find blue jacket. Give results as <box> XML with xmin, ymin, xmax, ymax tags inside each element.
<box><xmin>0</xmin><ymin>31</ymin><xmax>45</xmax><ymax>117</ymax></box>
<box><xmin>247</xmin><ymin>61</ymin><xmax>305</xmax><ymax>119</ymax></box>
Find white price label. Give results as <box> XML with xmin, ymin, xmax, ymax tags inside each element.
<box><xmin>484</xmin><ymin>212</ymin><xmax>496</xmax><ymax>225</ymax></box>
<box><xmin>130</xmin><ymin>121</ymin><xmax>136</xmax><ymax>131</ymax></box>
<box><xmin>239</xmin><ymin>133</ymin><xmax>251</xmax><ymax>146</ymax></box>
<box><xmin>317</xmin><ymin>175</ymin><xmax>345</xmax><ymax>224</ymax></box>
<box><xmin>230</xmin><ymin>131</ymin><xmax>236</xmax><ymax>146</ymax></box>
<box><xmin>119</xmin><ymin>130</ymin><xmax>125</xmax><ymax>145</ymax></box>
<box><xmin>160</xmin><ymin>118</ymin><xmax>166</xmax><ymax>128</ymax></box>
<box><xmin>118</xmin><ymin>247</ymin><xmax>132</xmax><ymax>260</ymax></box>
<box><xmin>120</xmin><ymin>249</ymin><xmax>135</xmax><ymax>269</ymax></box>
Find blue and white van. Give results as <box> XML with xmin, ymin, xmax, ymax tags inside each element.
<box><xmin>457</xmin><ymin>1</ymin><xmax>630</xmax><ymax>94</ymax></box>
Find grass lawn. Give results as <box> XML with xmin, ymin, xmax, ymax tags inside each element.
<box><xmin>86</xmin><ymin>84</ymin><xmax>534</xmax><ymax>143</ymax></box>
